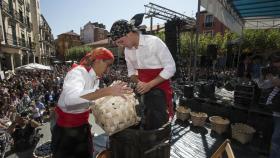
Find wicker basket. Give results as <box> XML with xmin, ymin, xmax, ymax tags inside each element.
<box><xmin>190</xmin><ymin>112</ymin><xmax>208</xmax><ymax>126</ymax></box>
<box><xmin>231</xmin><ymin>123</ymin><xmax>256</xmax><ymax>144</ymax></box>
<box><xmin>91</xmin><ymin>82</ymin><xmax>140</xmax><ymax>136</ymax></box>
<box><xmin>209</xmin><ymin>116</ymin><xmax>230</xmax><ymax>134</ymax></box>
<box><xmin>176</xmin><ymin>106</ymin><xmax>191</xmax><ymax>121</ymax></box>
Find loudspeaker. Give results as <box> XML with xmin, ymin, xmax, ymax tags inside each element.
<box><xmin>207</xmin><ymin>44</ymin><xmax>217</xmax><ymax>60</ymax></box>
<box><xmin>184</xmin><ymin>85</ymin><xmax>194</xmax><ymax>98</ymax></box>
<box><xmin>200</xmin><ymin>55</ymin><xmax>212</xmax><ymax>67</ymax></box>
<box><xmin>165</xmin><ymin>21</ymin><xmax>178</xmax><ymax>63</ymax></box>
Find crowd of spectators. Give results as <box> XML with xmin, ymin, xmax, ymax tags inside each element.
<box><xmin>0</xmin><ymin>65</ymin><xmax>68</xmax><ymax>154</ymax></box>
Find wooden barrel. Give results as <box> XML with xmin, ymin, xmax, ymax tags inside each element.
<box><xmin>110</xmin><ymin>122</ymin><xmax>171</xmax><ymax>158</ymax></box>
<box><xmin>96</xmin><ymin>150</ymin><xmax>110</xmax><ymax>158</ymax></box>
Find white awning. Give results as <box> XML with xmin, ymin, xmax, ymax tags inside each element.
<box><xmin>15</xmin><ymin>63</ymin><xmax>52</xmax><ymax>71</ymax></box>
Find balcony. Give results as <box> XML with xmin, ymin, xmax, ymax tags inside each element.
<box><xmin>6</xmin><ymin>33</ymin><xmax>18</xmax><ymax>46</ymax></box>
<box><xmin>40</xmin><ymin>24</ymin><xmax>50</xmax><ymax>31</ymax></box>
<box><xmin>5</xmin><ymin>33</ymin><xmax>34</xmax><ymax>50</ymax></box>
<box><xmin>14</xmin><ymin>11</ymin><xmax>27</xmax><ymax>27</ymax></box>
<box><xmin>2</xmin><ymin>1</ymin><xmax>14</xmax><ymax>17</ymax></box>
<box><xmin>18</xmin><ymin>0</ymin><xmax>24</xmax><ymax>5</ymax></box>
<box><xmin>26</xmin><ymin>3</ymin><xmax>30</xmax><ymax>12</ymax></box>
<box><xmin>27</xmin><ymin>22</ymin><xmax>33</xmax><ymax>32</ymax></box>
<box><xmin>18</xmin><ymin>38</ymin><xmax>26</xmax><ymax>48</ymax></box>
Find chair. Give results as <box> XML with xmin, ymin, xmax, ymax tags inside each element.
<box><xmin>211</xmin><ymin>139</ymin><xmax>235</xmax><ymax>158</ymax></box>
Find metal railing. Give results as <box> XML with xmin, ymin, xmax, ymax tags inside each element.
<box><xmin>6</xmin><ymin>33</ymin><xmax>18</xmax><ymax>46</ymax></box>
<box><xmin>14</xmin><ymin>10</ymin><xmax>26</xmax><ymax>25</ymax></box>
<box><xmin>18</xmin><ymin>0</ymin><xmax>24</xmax><ymax>5</ymax></box>
<box><xmin>2</xmin><ymin>1</ymin><xmax>14</xmax><ymax>16</ymax></box>
<box><xmin>27</xmin><ymin>22</ymin><xmax>33</xmax><ymax>31</ymax></box>
<box><xmin>5</xmin><ymin>33</ymin><xmax>34</xmax><ymax>49</ymax></box>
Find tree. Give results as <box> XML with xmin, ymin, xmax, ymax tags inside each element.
<box><xmin>66</xmin><ymin>46</ymin><xmax>91</xmax><ymax>61</ymax></box>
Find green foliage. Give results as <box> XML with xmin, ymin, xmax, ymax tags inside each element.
<box><xmin>242</xmin><ymin>29</ymin><xmax>280</xmax><ymax>53</ymax></box>
<box><xmin>65</xmin><ymin>46</ymin><xmax>92</xmax><ymax>61</ymax></box>
<box><xmin>155</xmin><ymin>28</ymin><xmax>280</xmax><ymax>57</ymax></box>
<box><xmin>155</xmin><ymin>31</ymin><xmax>165</xmax><ymax>42</ymax></box>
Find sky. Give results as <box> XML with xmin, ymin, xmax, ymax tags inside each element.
<box><xmin>40</xmin><ymin>0</ymin><xmax>198</xmax><ymax>39</ymax></box>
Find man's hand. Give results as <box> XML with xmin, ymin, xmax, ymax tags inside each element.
<box><xmin>136</xmin><ymin>81</ymin><xmax>152</xmax><ymax>94</ymax></box>
<box><xmin>110</xmin><ymin>82</ymin><xmax>133</xmax><ymax>99</ymax></box>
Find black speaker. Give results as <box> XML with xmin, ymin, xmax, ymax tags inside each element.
<box><xmin>207</xmin><ymin>44</ymin><xmax>217</xmax><ymax>60</ymax></box>
<box><xmin>184</xmin><ymin>85</ymin><xmax>194</xmax><ymax>98</ymax></box>
<box><xmin>165</xmin><ymin>21</ymin><xmax>178</xmax><ymax>63</ymax></box>
<box><xmin>200</xmin><ymin>55</ymin><xmax>212</xmax><ymax>67</ymax></box>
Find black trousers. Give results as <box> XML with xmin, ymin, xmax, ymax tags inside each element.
<box><xmin>51</xmin><ymin>124</ymin><xmax>92</xmax><ymax>158</ymax></box>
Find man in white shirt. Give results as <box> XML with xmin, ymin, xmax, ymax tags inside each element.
<box><xmin>110</xmin><ymin>20</ymin><xmax>176</xmax><ymax>129</ymax></box>
<box><xmin>51</xmin><ymin>47</ymin><xmax>132</xmax><ymax>158</ymax></box>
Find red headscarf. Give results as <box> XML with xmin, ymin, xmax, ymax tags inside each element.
<box><xmin>79</xmin><ymin>47</ymin><xmax>114</xmax><ymax>65</ymax></box>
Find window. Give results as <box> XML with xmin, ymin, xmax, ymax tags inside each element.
<box><xmin>26</xmin><ymin>16</ymin><xmax>30</xmax><ymax>27</ymax></box>
<box><xmin>19</xmin><ymin>9</ymin><xmax>24</xmax><ymax>23</ymax></box>
<box><xmin>28</xmin><ymin>36</ymin><xmax>32</xmax><ymax>48</ymax></box>
<box><xmin>21</xmin><ymin>32</ymin><xmax>26</xmax><ymax>47</ymax></box>
<box><xmin>204</xmin><ymin>15</ymin><xmax>214</xmax><ymax>27</ymax></box>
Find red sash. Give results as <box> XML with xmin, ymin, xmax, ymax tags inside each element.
<box><xmin>55</xmin><ymin>106</ymin><xmax>90</xmax><ymax>127</ymax></box>
<box><xmin>137</xmin><ymin>69</ymin><xmax>174</xmax><ymax>117</ymax></box>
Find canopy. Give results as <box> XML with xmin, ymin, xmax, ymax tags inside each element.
<box><xmin>15</xmin><ymin>63</ymin><xmax>52</xmax><ymax>71</ymax></box>
<box><xmin>201</xmin><ymin>0</ymin><xmax>280</xmax><ymax>35</ymax></box>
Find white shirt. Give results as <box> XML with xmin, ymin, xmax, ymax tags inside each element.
<box><xmin>57</xmin><ymin>65</ymin><xmax>99</xmax><ymax>113</ymax></box>
<box><xmin>124</xmin><ymin>34</ymin><xmax>176</xmax><ymax>79</ymax></box>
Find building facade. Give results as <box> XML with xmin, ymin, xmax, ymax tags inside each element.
<box><xmin>39</xmin><ymin>14</ymin><xmax>54</xmax><ymax>64</ymax></box>
<box><xmin>0</xmin><ymin>4</ymin><xmax>4</xmax><ymax>71</ymax></box>
<box><xmin>198</xmin><ymin>11</ymin><xmax>228</xmax><ymax>36</ymax></box>
<box><xmin>1</xmin><ymin>0</ymin><xmax>36</xmax><ymax>71</ymax></box>
<box><xmin>55</xmin><ymin>30</ymin><xmax>81</xmax><ymax>61</ymax></box>
<box><xmin>30</xmin><ymin>0</ymin><xmax>41</xmax><ymax>63</ymax></box>
<box><xmin>80</xmin><ymin>21</ymin><xmax>108</xmax><ymax>44</ymax></box>
<box><xmin>0</xmin><ymin>0</ymin><xmax>54</xmax><ymax>71</ymax></box>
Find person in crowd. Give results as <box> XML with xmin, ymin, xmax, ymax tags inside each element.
<box><xmin>31</xmin><ymin>102</ymin><xmax>42</xmax><ymax>125</ymax></box>
<box><xmin>251</xmin><ymin>55</ymin><xmax>263</xmax><ymax>80</ymax></box>
<box><xmin>7</xmin><ymin>112</ymin><xmax>40</xmax><ymax>152</ymax></box>
<box><xmin>265</xmin><ymin>51</ymin><xmax>280</xmax><ymax>158</ymax></box>
<box><xmin>22</xmin><ymin>91</ymin><xmax>31</xmax><ymax>107</ymax></box>
<box><xmin>110</xmin><ymin>18</ymin><xmax>176</xmax><ymax>129</ymax></box>
<box><xmin>36</xmin><ymin>99</ymin><xmax>46</xmax><ymax>117</ymax></box>
<box><xmin>237</xmin><ymin>54</ymin><xmax>253</xmax><ymax>80</ymax></box>
<box><xmin>51</xmin><ymin>47</ymin><xmax>132</xmax><ymax>158</ymax></box>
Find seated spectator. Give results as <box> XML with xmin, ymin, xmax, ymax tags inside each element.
<box><xmin>31</xmin><ymin>102</ymin><xmax>42</xmax><ymax>124</ymax></box>
<box><xmin>35</xmin><ymin>99</ymin><xmax>46</xmax><ymax>116</ymax></box>
<box><xmin>7</xmin><ymin>112</ymin><xmax>40</xmax><ymax>152</ymax></box>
